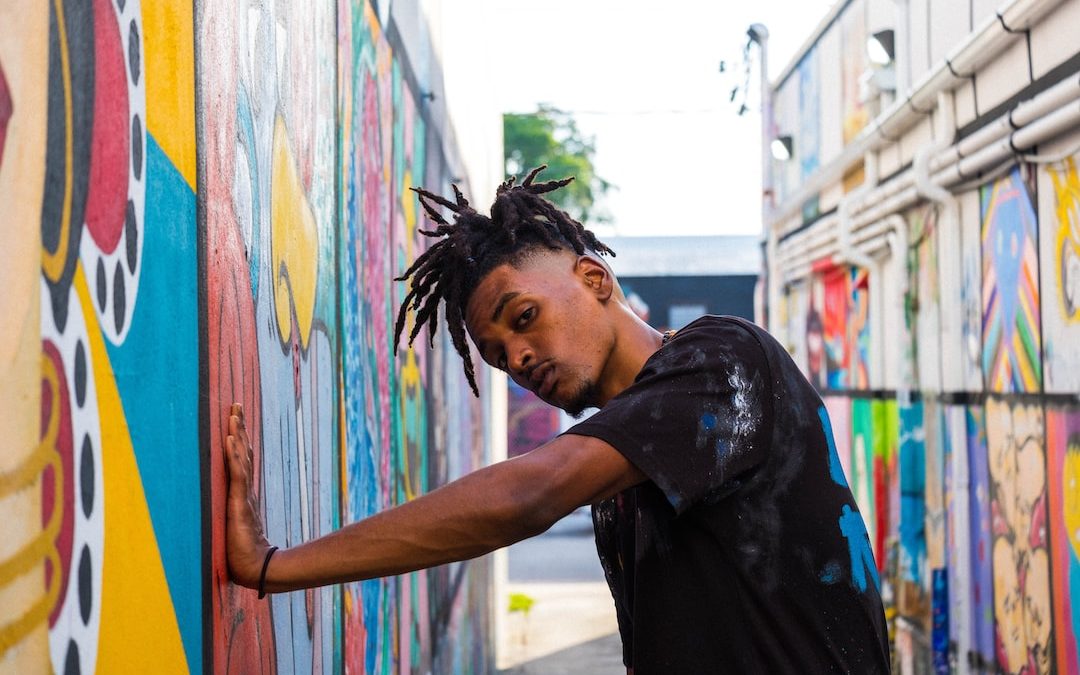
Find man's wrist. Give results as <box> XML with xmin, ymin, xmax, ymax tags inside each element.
<box><xmin>257</xmin><ymin>545</ymin><xmax>279</xmax><ymax>598</ymax></box>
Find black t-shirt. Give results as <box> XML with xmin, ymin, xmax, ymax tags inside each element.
<box><xmin>564</xmin><ymin>315</ymin><xmax>890</xmax><ymax>674</ymax></box>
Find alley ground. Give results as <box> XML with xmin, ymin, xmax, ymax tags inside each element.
<box><xmin>497</xmin><ymin>510</ymin><xmax>624</xmax><ymax>674</ymax></box>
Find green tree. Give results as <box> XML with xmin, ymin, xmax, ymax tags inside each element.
<box><xmin>503</xmin><ymin>105</ymin><xmax>612</xmax><ymax>224</ymax></box>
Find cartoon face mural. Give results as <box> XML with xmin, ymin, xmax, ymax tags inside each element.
<box><xmin>981</xmin><ymin>168</ymin><xmax>1042</xmax><ymax>394</ymax></box>
<box><xmin>985</xmin><ymin>397</ymin><xmax>1051</xmax><ymax>674</ymax></box>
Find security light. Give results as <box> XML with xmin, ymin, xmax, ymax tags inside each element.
<box><xmin>771</xmin><ymin>136</ymin><xmax>793</xmax><ymax>162</ymax></box>
<box><xmin>867</xmin><ymin>30</ymin><xmax>895</xmax><ymax>66</ymax></box>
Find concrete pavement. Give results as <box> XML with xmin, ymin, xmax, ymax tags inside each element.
<box><xmin>497</xmin><ymin>512</ymin><xmax>625</xmax><ymax>674</ymax></box>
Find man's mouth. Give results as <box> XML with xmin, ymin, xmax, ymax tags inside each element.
<box><xmin>531</xmin><ymin>362</ymin><xmax>555</xmax><ymax>399</ymax></box>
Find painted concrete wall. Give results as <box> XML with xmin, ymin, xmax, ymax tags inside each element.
<box><xmin>768</xmin><ymin>0</ymin><xmax>1080</xmax><ymax>672</ymax></box>
<box><xmin>0</xmin><ymin>0</ymin><xmax>497</xmax><ymax>673</ymax></box>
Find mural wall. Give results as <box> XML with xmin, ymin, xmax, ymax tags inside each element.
<box><xmin>779</xmin><ymin>151</ymin><xmax>1080</xmax><ymax>673</ymax></box>
<box><xmin>1</xmin><ymin>0</ymin><xmax>494</xmax><ymax>673</ymax></box>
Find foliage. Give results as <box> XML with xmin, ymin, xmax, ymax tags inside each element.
<box><xmin>507</xmin><ymin>592</ymin><xmax>536</xmax><ymax>615</ymax></box>
<box><xmin>503</xmin><ymin>105</ymin><xmax>612</xmax><ymax>223</ymax></box>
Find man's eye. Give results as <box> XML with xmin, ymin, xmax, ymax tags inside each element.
<box><xmin>496</xmin><ymin>354</ymin><xmax>507</xmax><ymax>370</ymax></box>
<box><xmin>517</xmin><ymin>308</ymin><xmax>534</xmax><ymax>327</ymax></box>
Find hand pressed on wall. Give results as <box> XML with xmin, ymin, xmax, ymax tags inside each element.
<box><xmin>223</xmin><ymin>403</ymin><xmax>274</xmax><ymax>589</ymax></box>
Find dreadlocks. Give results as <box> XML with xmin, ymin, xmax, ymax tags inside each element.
<box><xmin>393</xmin><ymin>165</ymin><xmax>615</xmax><ymax>396</ymax></box>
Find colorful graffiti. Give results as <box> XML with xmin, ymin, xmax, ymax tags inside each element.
<box><xmin>337</xmin><ymin>2</ymin><xmax>491</xmax><ymax>673</ymax></box>
<box><xmin>0</xmin><ymin>0</ymin><xmax>199</xmax><ymax>671</ymax></box>
<box><xmin>981</xmin><ymin>168</ymin><xmax>1042</xmax><ymax>394</ymax></box>
<box><xmin>849</xmin><ymin>267</ymin><xmax>870</xmax><ymax>389</ymax></box>
<box><xmin>1043</xmin><ymin>156</ymin><xmax>1080</xmax><ymax>393</ymax></box>
<box><xmin>822</xmin><ymin>264</ymin><xmax>849</xmax><ymax>389</ymax></box>
<box><xmin>798</xmin><ymin>46</ymin><xmax>820</xmax><ymax>180</ymax></box>
<box><xmin>850</xmin><ymin>400</ymin><xmax>877</xmax><ymax>560</ymax></box>
<box><xmin>907</xmin><ymin>205</ymin><xmax>941</xmax><ymax>392</ymax></box>
<box><xmin>985</xmin><ymin>397</ymin><xmax>1051</xmax><ymax>674</ymax></box>
<box><xmin>898</xmin><ymin>398</ymin><xmax>927</xmax><ymax>616</ymax></box>
<box><xmin>0</xmin><ymin>1</ymin><xmax>49</xmax><ymax>668</ymax></box>
<box><xmin>966</xmin><ymin>405</ymin><xmax>997</xmax><ymax>670</ymax></box>
<box><xmin>839</xmin><ymin>0</ymin><xmax>868</xmax><ymax>144</ymax></box>
<box><xmin>1047</xmin><ymin>406</ymin><xmax>1080</xmax><ymax>674</ymax></box>
<box><xmin>1</xmin><ymin>0</ymin><xmax>493</xmax><ymax>671</ymax></box>
<box><xmin>197</xmin><ymin>0</ymin><xmax>340</xmax><ymax>670</ymax></box>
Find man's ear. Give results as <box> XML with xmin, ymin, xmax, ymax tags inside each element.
<box><xmin>577</xmin><ymin>255</ymin><xmax>614</xmax><ymax>301</ymax></box>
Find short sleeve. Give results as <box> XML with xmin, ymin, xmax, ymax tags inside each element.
<box><xmin>564</xmin><ymin>316</ymin><xmax>773</xmax><ymax>514</ymax></box>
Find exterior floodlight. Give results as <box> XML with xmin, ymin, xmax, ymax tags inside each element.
<box><xmin>867</xmin><ymin>29</ymin><xmax>895</xmax><ymax>66</ymax></box>
<box><xmin>771</xmin><ymin>136</ymin><xmax>793</xmax><ymax>161</ymax></box>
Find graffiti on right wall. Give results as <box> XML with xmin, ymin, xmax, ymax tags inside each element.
<box><xmin>1042</xmin><ymin>157</ymin><xmax>1080</xmax><ymax>394</ymax></box>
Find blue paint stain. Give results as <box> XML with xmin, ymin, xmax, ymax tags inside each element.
<box><xmin>701</xmin><ymin>412</ymin><xmax>717</xmax><ymax>431</ymax></box>
<box><xmin>839</xmin><ymin>504</ymin><xmax>880</xmax><ymax>593</ymax></box>
<box><xmin>819</xmin><ymin>560</ymin><xmax>841</xmax><ymax>584</ymax></box>
<box><xmin>104</xmin><ymin>136</ymin><xmax>201</xmax><ymax>672</ymax></box>
<box><xmin>818</xmin><ymin>406</ymin><xmax>848</xmax><ymax>487</ymax></box>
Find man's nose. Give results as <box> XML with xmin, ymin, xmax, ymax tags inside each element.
<box><xmin>507</xmin><ymin>339</ymin><xmax>534</xmax><ymax>375</ymax></box>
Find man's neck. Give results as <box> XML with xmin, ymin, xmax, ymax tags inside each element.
<box><xmin>594</xmin><ymin>307</ymin><xmax>664</xmax><ymax>407</ymax></box>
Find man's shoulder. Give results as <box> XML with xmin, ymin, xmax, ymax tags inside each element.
<box><xmin>661</xmin><ymin>315</ymin><xmax>776</xmax><ymax>367</ymax></box>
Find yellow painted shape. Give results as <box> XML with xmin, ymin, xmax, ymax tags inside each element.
<box><xmin>1048</xmin><ymin>157</ymin><xmax>1080</xmax><ymax>323</ymax></box>
<box><xmin>0</xmin><ymin>2</ymin><xmax>47</xmax><ymax>369</ymax></box>
<box><xmin>0</xmin><ymin>4</ymin><xmax>50</xmax><ymax>668</ymax></box>
<box><xmin>73</xmin><ymin>266</ymin><xmax>189</xmax><ymax>674</ymax></box>
<box><xmin>271</xmin><ymin>116</ymin><xmax>319</xmax><ymax>348</ymax></box>
<box><xmin>141</xmin><ymin>0</ymin><xmax>196</xmax><ymax>188</ymax></box>
<box><xmin>1064</xmin><ymin>441</ymin><xmax>1080</xmax><ymax>561</ymax></box>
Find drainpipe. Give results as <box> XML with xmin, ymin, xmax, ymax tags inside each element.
<box><xmin>882</xmin><ymin>215</ymin><xmax>910</xmax><ymax>393</ymax></box>
<box><xmin>836</xmin><ymin>153</ymin><xmax>883</xmax><ymax>387</ymax></box>
<box><xmin>912</xmin><ymin>90</ymin><xmax>972</xmax><ymax>675</ymax></box>
<box><xmin>913</xmin><ymin>91</ymin><xmax>962</xmax><ymax>393</ymax></box>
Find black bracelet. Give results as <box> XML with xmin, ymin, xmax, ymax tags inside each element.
<box><xmin>257</xmin><ymin>546</ymin><xmax>278</xmax><ymax>599</ymax></box>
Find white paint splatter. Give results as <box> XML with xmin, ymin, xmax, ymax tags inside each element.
<box><xmin>728</xmin><ymin>362</ymin><xmax>760</xmax><ymax>442</ymax></box>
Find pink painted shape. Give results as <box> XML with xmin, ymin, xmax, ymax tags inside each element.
<box><xmin>83</xmin><ymin>0</ymin><xmax>129</xmax><ymax>254</ymax></box>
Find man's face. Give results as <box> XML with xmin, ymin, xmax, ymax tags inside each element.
<box><xmin>464</xmin><ymin>251</ymin><xmax>614</xmax><ymax>416</ymax></box>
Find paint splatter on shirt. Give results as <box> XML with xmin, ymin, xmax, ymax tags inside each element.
<box><xmin>565</xmin><ymin>315</ymin><xmax>890</xmax><ymax>674</ymax></box>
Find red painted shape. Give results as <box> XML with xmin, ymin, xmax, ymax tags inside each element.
<box><xmin>41</xmin><ymin>340</ymin><xmax>75</xmax><ymax>627</ymax></box>
<box><xmin>0</xmin><ymin>60</ymin><xmax>11</xmax><ymax>164</ymax></box>
<box><xmin>208</xmin><ymin>192</ymin><xmax>277</xmax><ymax>675</ymax></box>
<box><xmin>83</xmin><ymin>0</ymin><xmax>129</xmax><ymax>255</ymax></box>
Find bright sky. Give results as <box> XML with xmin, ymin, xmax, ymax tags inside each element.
<box><xmin>487</xmin><ymin>0</ymin><xmax>837</xmax><ymax>238</ymax></box>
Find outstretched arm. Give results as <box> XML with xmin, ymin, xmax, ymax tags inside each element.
<box><xmin>223</xmin><ymin>404</ymin><xmax>645</xmax><ymax>594</ymax></box>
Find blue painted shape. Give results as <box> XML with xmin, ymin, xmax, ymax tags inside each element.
<box><xmin>931</xmin><ymin>568</ymin><xmax>950</xmax><ymax>675</ymax></box>
<box><xmin>236</xmin><ymin>85</ymin><xmax>261</xmax><ymax>299</ymax></box>
<box><xmin>819</xmin><ymin>560</ymin><xmax>841</xmax><ymax>585</ymax></box>
<box><xmin>818</xmin><ymin>406</ymin><xmax>849</xmax><ymax>487</ymax></box>
<box><xmin>104</xmin><ymin>136</ymin><xmax>201</xmax><ymax>672</ymax></box>
<box><xmin>839</xmin><ymin>504</ymin><xmax>880</xmax><ymax>592</ymax></box>
<box><xmin>701</xmin><ymin>412</ymin><xmax>717</xmax><ymax>432</ymax></box>
<box><xmin>1071</xmin><ymin>549</ymin><xmax>1080</xmax><ymax>652</ymax></box>
<box><xmin>899</xmin><ymin>401</ymin><xmax>927</xmax><ymax>584</ymax></box>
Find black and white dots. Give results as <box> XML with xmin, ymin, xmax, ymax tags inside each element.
<box><xmin>80</xmin><ymin>0</ymin><xmax>146</xmax><ymax>346</ymax></box>
<box><xmin>41</xmin><ymin>278</ymin><xmax>103</xmax><ymax>675</ymax></box>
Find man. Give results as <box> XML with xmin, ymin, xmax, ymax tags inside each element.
<box><xmin>224</xmin><ymin>167</ymin><xmax>890</xmax><ymax>673</ymax></box>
